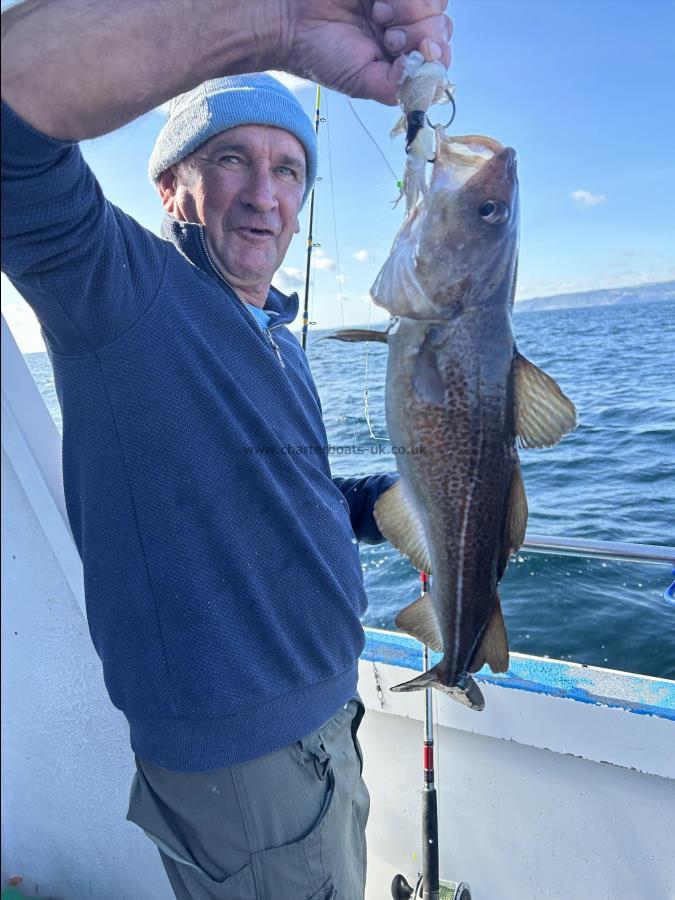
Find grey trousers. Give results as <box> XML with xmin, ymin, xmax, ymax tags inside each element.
<box><xmin>127</xmin><ymin>699</ymin><xmax>369</xmax><ymax>900</ymax></box>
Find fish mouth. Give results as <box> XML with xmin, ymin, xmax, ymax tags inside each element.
<box><xmin>371</xmin><ymin>132</ymin><xmax>516</xmax><ymax>319</ymax></box>
<box><xmin>430</xmin><ymin>132</ymin><xmax>506</xmax><ymax>193</ymax></box>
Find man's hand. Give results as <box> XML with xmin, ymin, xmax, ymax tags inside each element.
<box><xmin>1</xmin><ymin>0</ymin><xmax>452</xmax><ymax>141</ymax></box>
<box><xmin>280</xmin><ymin>0</ymin><xmax>453</xmax><ymax>105</ymax></box>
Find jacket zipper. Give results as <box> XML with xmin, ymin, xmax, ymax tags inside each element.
<box><xmin>199</xmin><ymin>228</ymin><xmax>285</xmax><ymax>368</ymax></box>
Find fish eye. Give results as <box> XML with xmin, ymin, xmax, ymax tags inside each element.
<box><xmin>479</xmin><ymin>200</ymin><xmax>509</xmax><ymax>224</ymax></box>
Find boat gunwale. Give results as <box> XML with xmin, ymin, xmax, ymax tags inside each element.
<box><xmin>362</xmin><ymin>627</ymin><xmax>675</xmax><ymax>721</ymax></box>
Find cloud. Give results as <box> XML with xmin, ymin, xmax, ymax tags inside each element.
<box><xmin>266</xmin><ymin>71</ymin><xmax>313</xmax><ymax>93</ymax></box>
<box><xmin>313</xmin><ymin>248</ymin><xmax>336</xmax><ymax>272</ymax></box>
<box><xmin>571</xmin><ymin>189</ymin><xmax>606</xmax><ymax>207</ymax></box>
<box><xmin>277</xmin><ymin>250</ymin><xmax>338</xmax><ymax>292</ymax></box>
<box><xmin>353</xmin><ymin>250</ymin><xmax>369</xmax><ymax>262</ymax></box>
<box><xmin>274</xmin><ymin>266</ymin><xmax>305</xmax><ymax>293</ymax></box>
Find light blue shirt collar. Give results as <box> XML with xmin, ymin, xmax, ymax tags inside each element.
<box><xmin>244</xmin><ymin>303</ymin><xmax>272</xmax><ymax>331</ymax></box>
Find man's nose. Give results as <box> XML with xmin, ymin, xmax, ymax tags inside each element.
<box><xmin>239</xmin><ymin>165</ymin><xmax>277</xmax><ymax>213</ymax></box>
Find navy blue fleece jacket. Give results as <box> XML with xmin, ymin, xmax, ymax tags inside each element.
<box><xmin>1</xmin><ymin>101</ymin><xmax>396</xmax><ymax>771</ymax></box>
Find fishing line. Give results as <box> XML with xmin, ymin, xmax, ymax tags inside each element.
<box><xmin>346</xmin><ymin>97</ymin><xmax>400</xmax><ymax>184</ymax></box>
<box><xmin>363</xmin><ymin>354</ymin><xmax>389</xmax><ymax>442</ymax></box>
<box><xmin>324</xmin><ymin>90</ymin><xmax>359</xmax><ymax>445</ymax></box>
<box><xmin>363</xmin><ymin>164</ymin><xmax>390</xmax><ymax>442</ymax></box>
<box><xmin>302</xmin><ymin>84</ymin><xmax>323</xmax><ymax>352</ymax></box>
<box><xmin>308</xmin><ymin>156</ymin><xmax>321</xmax><ymax>334</ymax></box>
<box><xmin>309</xmin><ymin>189</ymin><xmax>319</xmax><ymax>328</ymax></box>
<box><xmin>324</xmin><ymin>93</ymin><xmax>347</xmax><ymax>326</ymax></box>
<box><xmin>344</xmin><ymin>95</ymin><xmax>393</xmax><ymax>443</ymax></box>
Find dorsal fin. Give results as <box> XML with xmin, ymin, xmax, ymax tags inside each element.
<box><xmin>323</xmin><ymin>329</ymin><xmax>388</xmax><ymax>344</ymax></box>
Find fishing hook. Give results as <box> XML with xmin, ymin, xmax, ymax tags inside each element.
<box><xmin>426</xmin><ymin>89</ymin><xmax>456</xmax><ymax>130</ymax></box>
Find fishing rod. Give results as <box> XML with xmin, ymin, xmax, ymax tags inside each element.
<box><xmin>301</xmin><ymin>83</ymin><xmax>322</xmax><ymax>352</ymax></box>
<box><xmin>391</xmin><ymin>571</ymin><xmax>472</xmax><ymax>900</ymax></box>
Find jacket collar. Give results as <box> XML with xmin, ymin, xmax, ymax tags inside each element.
<box><xmin>161</xmin><ymin>215</ymin><xmax>300</xmax><ymax>326</ymax></box>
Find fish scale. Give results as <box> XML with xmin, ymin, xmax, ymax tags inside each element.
<box><xmin>386</xmin><ymin>313</ymin><xmax>515</xmax><ymax>694</ymax></box>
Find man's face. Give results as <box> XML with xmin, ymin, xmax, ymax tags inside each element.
<box><xmin>162</xmin><ymin>125</ymin><xmax>306</xmax><ymax>299</ymax></box>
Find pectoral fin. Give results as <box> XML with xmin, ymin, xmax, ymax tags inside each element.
<box><xmin>394</xmin><ymin>592</ymin><xmax>443</xmax><ymax>653</ymax></box>
<box><xmin>412</xmin><ymin>329</ymin><xmax>445</xmax><ymax>405</ymax></box>
<box><xmin>469</xmin><ymin>595</ymin><xmax>509</xmax><ymax>674</ymax></box>
<box><xmin>323</xmin><ymin>329</ymin><xmax>388</xmax><ymax>343</ymax></box>
<box><xmin>513</xmin><ymin>352</ymin><xmax>577</xmax><ymax>448</ymax></box>
<box><xmin>373</xmin><ymin>480</ymin><xmax>431</xmax><ymax>573</ymax></box>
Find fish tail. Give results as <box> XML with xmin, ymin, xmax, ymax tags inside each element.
<box><xmin>390</xmin><ymin>664</ymin><xmax>485</xmax><ymax>711</ymax></box>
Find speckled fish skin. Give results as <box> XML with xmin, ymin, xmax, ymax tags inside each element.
<box><xmin>385</xmin><ymin>143</ymin><xmax>520</xmax><ymax>701</ymax></box>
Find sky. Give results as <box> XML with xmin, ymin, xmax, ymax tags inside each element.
<box><xmin>2</xmin><ymin>0</ymin><xmax>674</xmax><ymax>351</ymax></box>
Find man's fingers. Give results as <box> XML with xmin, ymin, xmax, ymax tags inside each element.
<box><xmin>345</xmin><ymin>7</ymin><xmax>452</xmax><ymax>106</ymax></box>
<box><xmin>285</xmin><ymin>2</ymin><xmax>452</xmax><ymax>106</ymax></box>
<box><xmin>372</xmin><ymin>0</ymin><xmax>448</xmax><ymax>28</ymax></box>
<box><xmin>352</xmin><ymin>58</ymin><xmax>407</xmax><ymax>106</ymax></box>
<box><xmin>382</xmin><ymin>14</ymin><xmax>452</xmax><ymax>62</ymax></box>
<box><xmin>419</xmin><ymin>35</ymin><xmax>451</xmax><ymax>68</ymax></box>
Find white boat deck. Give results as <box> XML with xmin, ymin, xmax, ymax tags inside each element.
<box><xmin>3</xmin><ymin>316</ymin><xmax>674</xmax><ymax>899</ymax></box>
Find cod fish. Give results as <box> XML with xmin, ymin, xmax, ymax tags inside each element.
<box><xmin>330</xmin><ymin>130</ymin><xmax>576</xmax><ymax>710</ymax></box>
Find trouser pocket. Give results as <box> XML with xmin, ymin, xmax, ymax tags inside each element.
<box><xmin>350</xmin><ymin>697</ymin><xmax>366</xmax><ymax>776</ymax></box>
<box><xmin>308</xmin><ymin>878</ymin><xmax>338</xmax><ymax>900</ymax></box>
<box><xmin>128</xmin><ymin>729</ymin><xmax>339</xmax><ymax>899</ymax></box>
<box><xmin>127</xmin><ymin>763</ymin><xmax>258</xmax><ymax>899</ymax></box>
<box><xmin>241</xmin><ymin>727</ymin><xmax>338</xmax><ymax>897</ymax></box>
<box><xmin>127</xmin><ymin>700</ymin><xmax>366</xmax><ymax>899</ymax></box>
<box><xmin>157</xmin><ymin>847</ymin><xmax>256</xmax><ymax>899</ymax></box>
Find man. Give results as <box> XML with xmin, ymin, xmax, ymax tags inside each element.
<box><xmin>1</xmin><ymin>2</ymin><xmax>452</xmax><ymax>897</ymax></box>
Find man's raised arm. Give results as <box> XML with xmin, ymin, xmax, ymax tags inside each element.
<box><xmin>1</xmin><ymin>0</ymin><xmax>451</xmax><ymax>140</ymax></box>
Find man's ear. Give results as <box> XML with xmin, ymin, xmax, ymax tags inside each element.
<box><xmin>294</xmin><ymin>217</ymin><xmax>301</xmax><ymax>234</ymax></box>
<box><xmin>158</xmin><ymin>167</ymin><xmax>181</xmax><ymax>218</ymax></box>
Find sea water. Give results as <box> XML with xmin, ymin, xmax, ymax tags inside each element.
<box><xmin>24</xmin><ymin>299</ymin><xmax>675</xmax><ymax>679</ymax></box>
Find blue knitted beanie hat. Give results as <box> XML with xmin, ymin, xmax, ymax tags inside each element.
<box><xmin>148</xmin><ymin>74</ymin><xmax>317</xmax><ymax>206</ymax></box>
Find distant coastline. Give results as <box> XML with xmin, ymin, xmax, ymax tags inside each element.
<box><xmin>298</xmin><ymin>281</ymin><xmax>675</xmax><ymax>335</ymax></box>
<box><xmin>513</xmin><ymin>280</ymin><xmax>675</xmax><ymax>314</ymax></box>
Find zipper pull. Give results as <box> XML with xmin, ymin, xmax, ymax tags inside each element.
<box><xmin>268</xmin><ymin>333</ymin><xmax>285</xmax><ymax>368</ymax></box>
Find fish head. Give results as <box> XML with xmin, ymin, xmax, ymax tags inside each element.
<box><xmin>417</xmin><ymin>133</ymin><xmax>520</xmax><ymax>312</ymax></box>
<box><xmin>372</xmin><ymin>132</ymin><xmax>520</xmax><ymax>319</ymax></box>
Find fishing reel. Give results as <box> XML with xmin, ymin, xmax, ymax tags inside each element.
<box><xmin>391</xmin><ymin>873</ymin><xmax>472</xmax><ymax>900</ymax></box>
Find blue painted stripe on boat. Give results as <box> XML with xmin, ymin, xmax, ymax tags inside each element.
<box><xmin>361</xmin><ymin>628</ymin><xmax>675</xmax><ymax>721</ymax></box>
